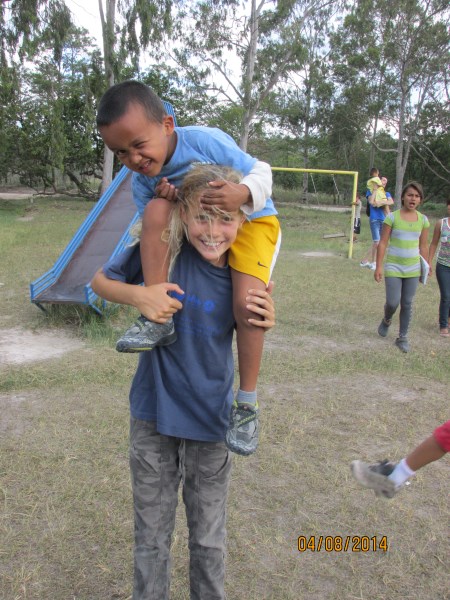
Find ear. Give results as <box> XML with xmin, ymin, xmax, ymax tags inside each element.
<box><xmin>163</xmin><ymin>115</ymin><xmax>175</xmax><ymax>135</ymax></box>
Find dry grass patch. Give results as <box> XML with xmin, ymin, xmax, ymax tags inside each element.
<box><xmin>1</xmin><ymin>200</ymin><xmax>449</xmax><ymax>599</ymax></box>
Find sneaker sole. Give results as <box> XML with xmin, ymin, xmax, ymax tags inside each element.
<box><xmin>225</xmin><ymin>437</ymin><xmax>258</xmax><ymax>456</ymax></box>
<box><xmin>351</xmin><ymin>461</ymin><xmax>396</xmax><ymax>499</ymax></box>
<box><xmin>116</xmin><ymin>331</ymin><xmax>177</xmax><ymax>353</ymax></box>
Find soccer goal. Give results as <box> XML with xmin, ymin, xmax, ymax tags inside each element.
<box><xmin>271</xmin><ymin>167</ymin><xmax>359</xmax><ymax>259</ymax></box>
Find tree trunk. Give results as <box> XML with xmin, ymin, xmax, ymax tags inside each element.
<box><xmin>99</xmin><ymin>0</ymin><xmax>116</xmax><ymax>196</ymax></box>
<box><xmin>239</xmin><ymin>0</ymin><xmax>258</xmax><ymax>151</ymax></box>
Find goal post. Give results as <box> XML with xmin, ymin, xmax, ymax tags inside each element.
<box><xmin>271</xmin><ymin>167</ymin><xmax>359</xmax><ymax>259</ymax></box>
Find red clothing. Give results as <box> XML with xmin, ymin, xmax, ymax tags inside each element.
<box><xmin>433</xmin><ymin>420</ymin><xmax>450</xmax><ymax>452</ymax></box>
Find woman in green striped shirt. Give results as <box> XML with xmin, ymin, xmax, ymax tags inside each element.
<box><xmin>374</xmin><ymin>182</ymin><xmax>430</xmax><ymax>353</ymax></box>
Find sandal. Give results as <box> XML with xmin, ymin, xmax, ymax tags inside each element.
<box><xmin>439</xmin><ymin>328</ymin><xmax>449</xmax><ymax>337</ymax></box>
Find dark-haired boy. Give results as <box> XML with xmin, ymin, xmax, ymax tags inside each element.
<box><xmin>97</xmin><ymin>80</ymin><xmax>281</xmax><ymax>456</ymax></box>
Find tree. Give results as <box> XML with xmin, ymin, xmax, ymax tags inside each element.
<box><xmin>2</xmin><ymin>27</ymin><xmax>105</xmax><ymax>196</ymax></box>
<box><xmin>173</xmin><ymin>0</ymin><xmax>338</xmax><ymax>150</ymax></box>
<box><xmin>96</xmin><ymin>0</ymin><xmax>181</xmax><ymax>193</ymax></box>
<box><xmin>331</xmin><ymin>0</ymin><xmax>450</xmax><ymax>203</ymax></box>
<box><xmin>1</xmin><ymin>0</ymin><xmax>73</xmax><ymax>67</ymax></box>
<box><xmin>272</xmin><ymin>17</ymin><xmax>334</xmax><ymax>197</ymax></box>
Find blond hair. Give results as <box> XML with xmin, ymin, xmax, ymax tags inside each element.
<box><xmin>167</xmin><ymin>164</ymin><xmax>243</xmax><ymax>274</ymax></box>
<box><xmin>126</xmin><ymin>164</ymin><xmax>243</xmax><ymax>274</ymax></box>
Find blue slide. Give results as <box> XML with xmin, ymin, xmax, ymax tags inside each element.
<box><xmin>30</xmin><ymin>166</ymin><xmax>139</xmax><ymax>314</ymax></box>
<box><xmin>30</xmin><ymin>101</ymin><xmax>176</xmax><ymax>315</ymax></box>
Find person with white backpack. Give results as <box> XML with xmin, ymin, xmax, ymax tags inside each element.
<box><xmin>428</xmin><ymin>198</ymin><xmax>450</xmax><ymax>337</ymax></box>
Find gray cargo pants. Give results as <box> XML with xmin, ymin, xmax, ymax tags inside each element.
<box><xmin>129</xmin><ymin>417</ymin><xmax>232</xmax><ymax>600</ymax></box>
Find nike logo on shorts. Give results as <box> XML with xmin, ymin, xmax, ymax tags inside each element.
<box><xmin>258</xmin><ymin>261</ymin><xmax>268</xmax><ymax>268</ymax></box>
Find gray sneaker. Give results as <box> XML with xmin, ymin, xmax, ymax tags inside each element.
<box><xmin>225</xmin><ymin>403</ymin><xmax>259</xmax><ymax>456</ymax></box>
<box><xmin>116</xmin><ymin>316</ymin><xmax>176</xmax><ymax>353</ymax></box>
<box><xmin>395</xmin><ymin>336</ymin><xmax>410</xmax><ymax>353</ymax></box>
<box><xmin>351</xmin><ymin>459</ymin><xmax>397</xmax><ymax>499</ymax></box>
<box><xmin>378</xmin><ymin>318</ymin><xmax>391</xmax><ymax>337</ymax></box>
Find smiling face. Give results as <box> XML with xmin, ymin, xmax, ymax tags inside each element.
<box><xmin>401</xmin><ymin>185</ymin><xmax>422</xmax><ymax>210</ymax></box>
<box><xmin>99</xmin><ymin>103</ymin><xmax>176</xmax><ymax>177</ymax></box>
<box><xmin>181</xmin><ymin>199</ymin><xmax>244</xmax><ymax>267</ymax></box>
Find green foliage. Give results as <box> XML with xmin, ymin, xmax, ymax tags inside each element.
<box><xmin>1</xmin><ymin>0</ymin><xmax>449</xmax><ymax>202</ymax></box>
<box><xmin>273</xmin><ymin>170</ymin><xmax>303</xmax><ymax>190</ymax></box>
<box><xmin>1</xmin><ymin>27</ymin><xmax>104</xmax><ymax>195</ymax></box>
<box><xmin>1</xmin><ymin>0</ymin><xmax>74</xmax><ymax>65</ymax></box>
<box><xmin>330</xmin><ymin>0</ymin><xmax>450</xmax><ymax>197</ymax></box>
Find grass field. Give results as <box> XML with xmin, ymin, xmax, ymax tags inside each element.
<box><xmin>1</xmin><ymin>196</ymin><xmax>449</xmax><ymax>600</ymax></box>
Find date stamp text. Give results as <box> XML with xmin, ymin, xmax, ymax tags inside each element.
<box><xmin>297</xmin><ymin>535</ymin><xmax>388</xmax><ymax>553</ymax></box>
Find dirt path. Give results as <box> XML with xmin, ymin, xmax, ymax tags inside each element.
<box><xmin>0</xmin><ymin>187</ymin><xmax>37</xmax><ymax>200</ymax></box>
<box><xmin>0</xmin><ymin>328</ymin><xmax>84</xmax><ymax>365</ymax></box>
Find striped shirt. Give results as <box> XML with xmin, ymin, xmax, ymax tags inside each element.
<box><xmin>383</xmin><ymin>210</ymin><xmax>430</xmax><ymax>278</ymax></box>
<box><xmin>437</xmin><ymin>218</ymin><xmax>450</xmax><ymax>268</ymax></box>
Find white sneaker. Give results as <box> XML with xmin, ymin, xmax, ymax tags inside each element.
<box><xmin>360</xmin><ymin>261</ymin><xmax>369</xmax><ymax>268</ymax></box>
<box><xmin>369</xmin><ymin>262</ymin><xmax>376</xmax><ymax>270</ymax></box>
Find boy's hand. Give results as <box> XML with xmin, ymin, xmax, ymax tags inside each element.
<box><xmin>200</xmin><ymin>181</ymin><xmax>251</xmax><ymax>212</ymax></box>
<box><xmin>134</xmin><ymin>282</ymin><xmax>184</xmax><ymax>323</ymax></box>
<box><xmin>374</xmin><ymin>268</ymin><xmax>383</xmax><ymax>283</ymax></box>
<box><xmin>246</xmin><ymin>281</ymin><xmax>275</xmax><ymax>329</ymax></box>
<box><xmin>155</xmin><ymin>177</ymin><xmax>178</xmax><ymax>203</ymax></box>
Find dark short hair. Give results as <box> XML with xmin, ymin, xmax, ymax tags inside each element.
<box><xmin>369</xmin><ymin>167</ymin><xmax>379</xmax><ymax>176</ymax></box>
<box><xmin>96</xmin><ymin>80</ymin><xmax>167</xmax><ymax>127</ymax></box>
<box><xmin>401</xmin><ymin>181</ymin><xmax>424</xmax><ymax>202</ymax></box>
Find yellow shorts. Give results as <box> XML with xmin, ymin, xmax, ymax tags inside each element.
<box><xmin>228</xmin><ymin>216</ymin><xmax>281</xmax><ymax>285</ymax></box>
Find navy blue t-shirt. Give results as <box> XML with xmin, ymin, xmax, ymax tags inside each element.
<box><xmin>103</xmin><ymin>243</ymin><xmax>235</xmax><ymax>442</ymax></box>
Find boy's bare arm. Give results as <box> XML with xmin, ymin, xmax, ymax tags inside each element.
<box><xmin>91</xmin><ymin>270</ymin><xmax>184</xmax><ymax>322</ymax></box>
<box><xmin>154</xmin><ymin>177</ymin><xmax>178</xmax><ymax>202</ymax></box>
<box><xmin>201</xmin><ymin>182</ymin><xmax>252</xmax><ymax>212</ymax></box>
<box><xmin>200</xmin><ymin>160</ymin><xmax>272</xmax><ymax>213</ymax></box>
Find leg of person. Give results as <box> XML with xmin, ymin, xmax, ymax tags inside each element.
<box><xmin>227</xmin><ymin>270</ymin><xmax>264</xmax><ymax>456</ymax></box>
<box><xmin>370</xmin><ymin>241</ymin><xmax>378</xmax><ymax>268</ymax></box>
<box><xmin>395</xmin><ymin>277</ymin><xmax>419</xmax><ymax>353</ymax></box>
<box><xmin>360</xmin><ymin>250</ymin><xmax>372</xmax><ymax>267</ymax></box>
<box><xmin>117</xmin><ymin>199</ymin><xmax>177</xmax><ymax>353</ymax></box>
<box><xmin>129</xmin><ymin>418</ymin><xmax>182</xmax><ymax>600</ymax></box>
<box><xmin>436</xmin><ymin>262</ymin><xmax>450</xmax><ymax>335</ymax></box>
<box><xmin>360</xmin><ymin>219</ymin><xmax>379</xmax><ymax>267</ymax></box>
<box><xmin>182</xmin><ymin>439</ymin><xmax>232</xmax><ymax>600</ymax></box>
<box><xmin>351</xmin><ymin>420</ymin><xmax>449</xmax><ymax>499</ymax></box>
<box><xmin>226</xmin><ymin>216</ymin><xmax>281</xmax><ymax>455</ymax></box>
<box><xmin>402</xmin><ymin>432</ymin><xmax>447</xmax><ymax>472</ymax></box>
<box><xmin>369</xmin><ymin>219</ymin><xmax>383</xmax><ymax>269</ymax></box>
<box><xmin>378</xmin><ymin>276</ymin><xmax>401</xmax><ymax>337</ymax></box>
<box><xmin>233</xmin><ymin>271</ymin><xmax>266</xmax><ymax>392</ymax></box>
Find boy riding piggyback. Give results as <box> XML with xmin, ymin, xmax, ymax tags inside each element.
<box><xmin>96</xmin><ymin>80</ymin><xmax>281</xmax><ymax>456</ymax></box>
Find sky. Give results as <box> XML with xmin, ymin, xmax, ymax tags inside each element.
<box><xmin>65</xmin><ymin>0</ymin><xmax>104</xmax><ymax>48</ymax></box>
<box><xmin>64</xmin><ymin>0</ymin><xmax>240</xmax><ymax>95</ymax></box>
